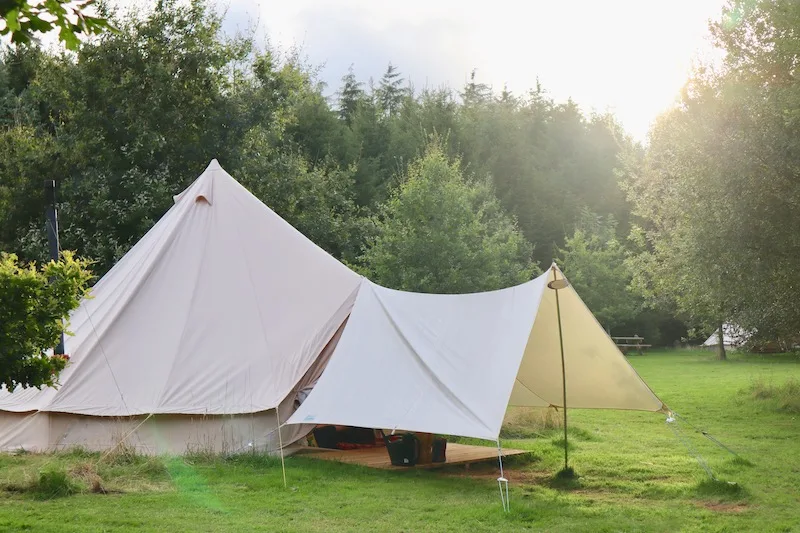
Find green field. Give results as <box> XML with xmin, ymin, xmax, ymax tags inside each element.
<box><xmin>0</xmin><ymin>350</ymin><xmax>798</xmax><ymax>532</ymax></box>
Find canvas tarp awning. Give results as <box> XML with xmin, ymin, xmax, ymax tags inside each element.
<box><xmin>288</xmin><ymin>267</ymin><xmax>665</xmax><ymax>441</ymax></box>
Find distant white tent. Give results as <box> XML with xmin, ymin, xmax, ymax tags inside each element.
<box><xmin>702</xmin><ymin>324</ymin><xmax>752</xmax><ymax>349</ymax></box>
<box><xmin>0</xmin><ymin>160</ymin><xmax>360</xmax><ymax>454</ymax></box>
<box><xmin>288</xmin><ymin>268</ymin><xmax>666</xmax><ymax>442</ymax></box>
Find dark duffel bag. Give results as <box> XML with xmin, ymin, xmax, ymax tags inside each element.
<box><xmin>342</xmin><ymin>426</ymin><xmax>377</xmax><ymax>445</ymax></box>
<box><xmin>312</xmin><ymin>425</ymin><xmax>340</xmax><ymax>449</ymax></box>
<box><xmin>380</xmin><ymin>431</ymin><xmax>420</xmax><ymax>467</ymax></box>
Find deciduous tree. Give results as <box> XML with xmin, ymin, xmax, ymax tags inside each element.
<box><xmin>0</xmin><ymin>251</ymin><xmax>92</xmax><ymax>391</ymax></box>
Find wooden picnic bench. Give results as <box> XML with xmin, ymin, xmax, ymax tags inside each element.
<box><xmin>612</xmin><ymin>336</ymin><xmax>652</xmax><ymax>355</ymax></box>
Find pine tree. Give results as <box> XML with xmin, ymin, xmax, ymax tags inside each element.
<box><xmin>461</xmin><ymin>69</ymin><xmax>492</xmax><ymax>107</ymax></box>
<box><xmin>337</xmin><ymin>65</ymin><xmax>364</xmax><ymax>125</ymax></box>
<box><xmin>377</xmin><ymin>63</ymin><xmax>405</xmax><ymax>117</ymax></box>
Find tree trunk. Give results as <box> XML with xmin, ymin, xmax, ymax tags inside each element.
<box><xmin>716</xmin><ymin>322</ymin><xmax>727</xmax><ymax>361</ymax></box>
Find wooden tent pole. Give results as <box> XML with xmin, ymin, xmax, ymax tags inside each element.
<box><xmin>549</xmin><ymin>265</ymin><xmax>569</xmax><ymax>472</ymax></box>
<box><xmin>555</xmin><ymin>285</ymin><xmax>568</xmax><ymax>471</ymax></box>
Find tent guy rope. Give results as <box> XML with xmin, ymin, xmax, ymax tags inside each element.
<box><xmin>671</xmin><ymin>411</ymin><xmax>744</xmax><ymax>459</ymax></box>
<box><xmin>666</xmin><ymin>413</ymin><xmax>715</xmax><ymax>479</ymax></box>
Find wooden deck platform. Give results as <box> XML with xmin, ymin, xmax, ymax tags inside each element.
<box><xmin>296</xmin><ymin>442</ymin><xmax>529</xmax><ymax>470</ymax></box>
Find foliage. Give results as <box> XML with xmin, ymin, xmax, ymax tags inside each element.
<box><xmin>625</xmin><ymin>0</ymin><xmax>800</xmax><ymax>346</ymax></box>
<box><xmin>0</xmin><ymin>251</ymin><xmax>92</xmax><ymax>391</ymax></box>
<box><xmin>623</xmin><ymin>109</ymin><xmax>735</xmax><ymax>355</ymax></box>
<box><xmin>237</xmin><ymin>124</ymin><xmax>366</xmax><ymax>262</ymax></box>
<box><xmin>358</xmin><ymin>141</ymin><xmax>536</xmax><ymax>293</ymax></box>
<box><xmin>0</xmin><ymin>0</ymin><xmax>113</xmax><ymax>50</ymax></box>
<box><xmin>0</xmin><ymin>0</ymin><xmax>687</xmax><ymax>345</ymax></box>
<box><xmin>458</xmin><ymin>88</ymin><xmax>634</xmax><ymax>265</ymax></box>
<box><xmin>557</xmin><ymin>210</ymin><xmax>639</xmax><ymax>333</ymax></box>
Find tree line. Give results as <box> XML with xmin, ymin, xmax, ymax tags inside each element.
<box><xmin>2</xmin><ymin>0</ymin><xmax>798</xmax><ymax>364</ymax></box>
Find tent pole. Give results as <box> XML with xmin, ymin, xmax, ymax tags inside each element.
<box><xmin>552</xmin><ymin>269</ymin><xmax>569</xmax><ymax>472</ymax></box>
<box><xmin>275</xmin><ymin>407</ymin><xmax>287</xmax><ymax>488</ymax></box>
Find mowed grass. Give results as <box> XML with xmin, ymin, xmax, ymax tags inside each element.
<box><xmin>1</xmin><ymin>349</ymin><xmax>799</xmax><ymax>532</ymax></box>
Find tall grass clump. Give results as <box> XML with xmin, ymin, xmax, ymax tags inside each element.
<box><xmin>749</xmin><ymin>377</ymin><xmax>800</xmax><ymax>413</ymax></box>
<box><xmin>14</xmin><ymin>468</ymin><xmax>81</xmax><ymax>500</ymax></box>
<box><xmin>500</xmin><ymin>407</ymin><xmax>562</xmax><ymax>439</ymax></box>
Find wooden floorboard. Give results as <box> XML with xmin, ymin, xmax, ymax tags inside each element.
<box><xmin>296</xmin><ymin>442</ymin><xmax>529</xmax><ymax>470</ymax></box>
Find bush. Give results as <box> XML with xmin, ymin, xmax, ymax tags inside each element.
<box><xmin>0</xmin><ymin>251</ymin><xmax>92</xmax><ymax>391</ymax></box>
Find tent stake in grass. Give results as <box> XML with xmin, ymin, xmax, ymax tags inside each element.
<box><xmin>496</xmin><ymin>440</ymin><xmax>510</xmax><ymax>512</ymax></box>
<box><xmin>548</xmin><ymin>266</ymin><xmax>571</xmax><ymax>473</ymax></box>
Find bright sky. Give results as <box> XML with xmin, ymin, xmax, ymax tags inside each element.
<box><xmin>223</xmin><ymin>0</ymin><xmax>727</xmax><ymax>141</ymax></box>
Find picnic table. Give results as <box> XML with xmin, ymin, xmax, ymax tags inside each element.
<box><xmin>612</xmin><ymin>336</ymin><xmax>652</xmax><ymax>355</ymax></box>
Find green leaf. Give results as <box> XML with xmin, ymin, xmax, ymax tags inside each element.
<box><xmin>5</xmin><ymin>7</ymin><xmax>20</xmax><ymax>31</ymax></box>
<box><xmin>28</xmin><ymin>16</ymin><xmax>53</xmax><ymax>32</ymax></box>
<box><xmin>58</xmin><ymin>25</ymin><xmax>80</xmax><ymax>50</ymax></box>
<box><xmin>9</xmin><ymin>30</ymin><xmax>30</xmax><ymax>44</ymax></box>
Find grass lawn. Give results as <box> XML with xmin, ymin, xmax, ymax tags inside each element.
<box><xmin>0</xmin><ymin>349</ymin><xmax>799</xmax><ymax>532</ymax></box>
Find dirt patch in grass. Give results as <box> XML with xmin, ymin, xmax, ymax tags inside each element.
<box><xmin>437</xmin><ymin>462</ymin><xmax>586</xmax><ymax>492</ymax></box>
<box><xmin>436</xmin><ymin>463</ymin><xmax>547</xmax><ymax>484</ymax></box>
<box><xmin>699</xmin><ymin>502</ymin><xmax>749</xmax><ymax>513</ymax></box>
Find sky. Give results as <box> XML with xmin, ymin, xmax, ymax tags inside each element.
<box><xmin>220</xmin><ymin>0</ymin><xmax>727</xmax><ymax>141</ymax></box>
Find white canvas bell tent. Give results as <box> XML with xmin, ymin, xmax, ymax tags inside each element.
<box><xmin>0</xmin><ymin>160</ymin><xmax>361</xmax><ymax>454</ymax></box>
<box><xmin>288</xmin><ymin>267</ymin><xmax>667</xmax><ymax>443</ymax></box>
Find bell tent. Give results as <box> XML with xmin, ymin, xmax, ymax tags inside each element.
<box><xmin>0</xmin><ymin>160</ymin><xmax>360</xmax><ymax>454</ymax></box>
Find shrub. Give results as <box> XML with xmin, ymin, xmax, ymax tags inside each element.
<box><xmin>0</xmin><ymin>251</ymin><xmax>92</xmax><ymax>391</ymax></box>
